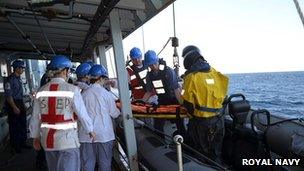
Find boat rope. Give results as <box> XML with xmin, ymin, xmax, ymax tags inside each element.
<box><xmin>250</xmin><ymin>109</ymin><xmax>304</xmax><ymax>140</ymax></box>
<box><xmin>252</xmin><ymin>109</ymin><xmax>304</xmax><ymax>127</ymax></box>
<box><xmin>292</xmin><ymin>0</ymin><xmax>304</xmax><ymax>29</ymax></box>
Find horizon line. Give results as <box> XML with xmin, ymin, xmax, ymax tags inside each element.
<box><xmin>225</xmin><ymin>70</ymin><xmax>304</xmax><ymax>75</ymax></box>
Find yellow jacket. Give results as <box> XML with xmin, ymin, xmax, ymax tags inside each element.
<box><xmin>182</xmin><ymin>67</ymin><xmax>229</xmax><ymax>118</ymax></box>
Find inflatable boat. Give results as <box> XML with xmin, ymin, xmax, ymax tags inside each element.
<box><xmin>116</xmin><ymin>93</ymin><xmax>304</xmax><ymax>170</ymax></box>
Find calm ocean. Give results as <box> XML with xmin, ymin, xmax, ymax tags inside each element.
<box><xmin>228</xmin><ymin>71</ymin><xmax>304</xmax><ymax>118</ymax></box>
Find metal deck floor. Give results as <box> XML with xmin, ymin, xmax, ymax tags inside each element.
<box><xmin>0</xmin><ymin>140</ymin><xmax>47</xmax><ymax>171</ymax></box>
<box><xmin>0</xmin><ymin>138</ymin><xmax>123</xmax><ymax>171</ymax></box>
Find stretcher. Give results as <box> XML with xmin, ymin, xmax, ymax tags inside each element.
<box><xmin>116</xmin><ymin>101</ymin><xmax>189</xmax><ymax>118</ymax></box>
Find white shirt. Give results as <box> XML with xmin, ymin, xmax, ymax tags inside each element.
<box><xmin>30</xmin><ymin>78</ymin><xmax>94</xmax><ymax>138</ymax></box>
<box><xmin>75</xmin><ymin>81</ymin><xmax>90</xmax><ymax>91</ymax></box>
<box><xmin>79</xmin><ymin>83</ymin><xmax>120</xmax><ymax>143</ymax></box>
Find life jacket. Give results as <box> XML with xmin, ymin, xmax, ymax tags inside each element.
<box><xmin>182</xmin><ymin>67</ymin><xmax>229</xmax><ymax>118</ymax></box>
<box><xmin>148</xmin><ymin>59</ymin><xmax>175</xmax><ymax>102</ymax></box>
<box><xmin>127</xmin><ymin>62</ymin><xmax>148</xmax><ymax>99</ymax></box>
<box><xmin>36</xmin><ymin>80</ymin><xmax>79</xmax><ymax>151</ymax></box>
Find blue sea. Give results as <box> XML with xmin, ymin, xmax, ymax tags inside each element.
<box><xmin>228</xmin><ymin>71</ymin><xmax>304</xmax><ymax>118</ymax></box>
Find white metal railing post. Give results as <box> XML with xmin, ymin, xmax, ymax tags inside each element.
<box><xmin>174</xmin><ymin>135</ymin><xmax>184</xmax><ymax>171</ymax></box>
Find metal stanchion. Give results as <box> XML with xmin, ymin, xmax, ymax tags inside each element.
<box><xmin>173</xmin><ymin>135</ymin><xmax>184</xmax><ymax>171</ymax></box>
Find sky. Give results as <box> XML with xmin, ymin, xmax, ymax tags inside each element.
<box><xmin>106</xmin><ymin>0</ymin><xmax>304</xmax><ymax>77</ymax></box>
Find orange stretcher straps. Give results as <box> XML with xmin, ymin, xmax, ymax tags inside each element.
<box><xmin>133</xmin><ymin>113</ymin><xmax>188</xmax><ymax>118</ymax></box>
<box><xmin>116</xmin><ymin>102</ymin><xmax>190</xmax><ymax>118</ymax></box>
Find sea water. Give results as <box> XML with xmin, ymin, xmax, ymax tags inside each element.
<box><xmin>228</xmin><ymin>71</ymin><xmax>304</xmax><ymax>118</ymax></box>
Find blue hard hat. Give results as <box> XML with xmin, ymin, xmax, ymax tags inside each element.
<box><xmin>75</xmin><ymin>63</ymin><xmax>91</xmax><ymax>77</ymax></box>
<box><xmin>12</xmin><ymin>60</ymin><xmax>25</xmax><ymax>68</ymax></box>
<box><xmin>130</xmin><ymin>47</ymin><xmax>142</xmax><ymax>60</ymax></box>
<box><xmin>88</xmin><ymin>64</ymin><xmax>108</xmax><ymax>78</ymax></box>
<box><xmin>144</xmin><ymin>50</ymin><xmax>159</xmax><ymax>66</ymax></box>
<box><xmin>48</xmin><ymin>55</ymin><xmax>72</xmax><ymax>70</ymax></box>
<box><xmin>85</xmin><ymin>60</ymin><xmax>95</xmax><ymax>67</ymax></box>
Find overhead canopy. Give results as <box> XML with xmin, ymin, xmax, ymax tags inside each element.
<box><xmin>0</xmin><ymin>0</ymin><xmax>175</xmax><ymax>61</ymax></box>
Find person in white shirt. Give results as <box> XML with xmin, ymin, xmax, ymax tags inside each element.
<box><xmin>74</xmin><ymin>62</ymin><xmax>92</xmax><ymax>91</ymax></box>
<box><xmin>29</xmin><ymin>55</ymin><xmax>96</xmax><ymax>171</ymax></box>
<box><xmin>79</xmin><ymin>64</ymin><xmax>121</xmax><ymax>171</ymax></box>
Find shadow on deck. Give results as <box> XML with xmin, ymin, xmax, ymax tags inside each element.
<box><xmin>0</xmin><ymin>138</ymin><xmax>124</xmax><ymax>171</ymax></box>
<box><xmin>0</xmin><ymin>139</ymin><xmax>47</xmax><ymax>171</ymax></box>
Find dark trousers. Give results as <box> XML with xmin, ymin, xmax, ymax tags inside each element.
<box><xmin>36</xmin><ymin>148</ymin><xmax>46</xmax><ymax>166</ymax></box>
<box><xmin>187</xmin><ymin>116</ymin><xmax>225</xmax><ymax>163</ymax></box>
<box><xmin>154</xmin><ymin>96</ymin><xmax>186</xmax><ymax>139</ymax></box>
<box><xmin>6</xmin><ymin>100</ymin><xmax>27</xmax><ymax>150</ymax></box>
<box><xmin>153</xmin><ymin>119</ymin><xmax>166</xmax><ymax>139</ymax></box>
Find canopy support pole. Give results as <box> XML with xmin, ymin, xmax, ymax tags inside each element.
<box><xmin>109</xmin><ymin>9</ymin><xmax>139</xmax><ymax>171</ymax></box>
<box><xmin>98</xmin><ymin>45</ymin><xmax>108</xmax><ymax>71</ymax></box>
<box><xmin>93</xmin><ymin>47</ymin><xmax>100</xmax><ymax>64</ymax></box>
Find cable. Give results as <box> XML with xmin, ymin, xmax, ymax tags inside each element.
<box><xmin>6</xmin><ymin>15</ymin><xmax>45</xmax><ymax>59</ymax></box>
<box><xmin>293</xmin><ymin>0</ymin><xmax>304</xmax><ymax>29</ymax></box>
<box><xmin>157</xmin><ymin>37</ymin><xmax>172</xmax><ymax>56</ymax></box>
<box><xmin>115</xmin><ymin>137</ymin><xmax>130</xmax><ymax>165</ymax></box>
<box><xmin>28</xmin><ymin>2</ymin><xmax>56</xmax><ymax>55</ymax></box>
